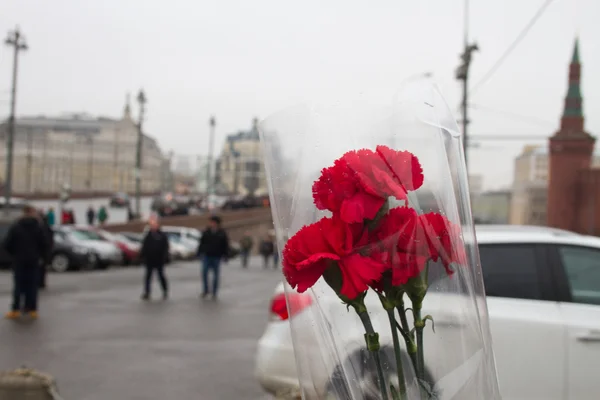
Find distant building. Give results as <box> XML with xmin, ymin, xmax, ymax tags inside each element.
<box><xmin>473</xmin><ymin>190</ymin><xmax>512</xmax><ymax>224</ymax></box>
<box><xmin>468</xmin><ymin>174</ymin><xmax>484</xmax><ymax>195</ymax></box>
<box><xmin>548</xmin><ymin>39</ymin><xmax>600</xmax><ymax>235</ymax></box>
<box><xmin>214</xmin><ymin>118</ymin><xmax>267</xmax><ymax>196</ymax></box>
<box><xmin>0</xmin><ymin>96</ymin><xmax>170</xmax><ymax>194</ymax></box>
<box><xmin>510</xmin><ymin>143</ymin><xmax>600</xmax><ymax>225</ymax></box>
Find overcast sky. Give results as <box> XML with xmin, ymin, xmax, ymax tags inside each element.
<box><xmin>1</xmin><ymin>0</ymin><xmax>598</xmax><ymax>190</ymax></box>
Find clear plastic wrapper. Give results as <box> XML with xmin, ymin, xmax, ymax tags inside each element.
<box><xmin>260</xmin><ymin>81</ymin><xmax>501</xmax><ymax>400</ymax></box>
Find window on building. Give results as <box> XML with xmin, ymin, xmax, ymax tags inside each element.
<box><xmin>559</xmin><ymin>246</ymin><xmax>600</xmax><ymax>305</ymax></box>
<box><xmin>478</xmin><ymin>244</ymin><xmax>541</xmax><ymax>300</ymax></box>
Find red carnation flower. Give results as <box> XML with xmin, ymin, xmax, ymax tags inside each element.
<box><xmin>371</xmin><ymin>207</ymin><xmax>466</xmax><ymax>285</ymax></box>
<box><xmin>416</xmin><ymin>213</ymin><xmax>466</xmax><ymax>274</ymax></box>
<box><xmin>371</xmin><ymin>207</ymin><xmax>428</xmax><ymax>285</ymax></box>
<box><xmin>342</xmin><ymin>146</ymin><xmax>424</xmax><ymax>202</ymax></box>
<box><xmin>312</xmin><ymin>158</ymin><xmax>386</xmax><ymax>224</ymax></box>
<box><xmin>282</xmin><ymin>216</ymin><xmax>387</xmax><ymax>300</ymax></box>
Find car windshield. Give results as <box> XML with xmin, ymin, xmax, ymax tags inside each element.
<box><xmin>71</xmin><ymin>230</ymin><xmax>105</xmax><ymax>241</ymax></box>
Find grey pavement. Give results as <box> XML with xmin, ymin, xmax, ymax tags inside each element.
<box><xmin>0</xmin><ymin>256</ymin><xmax>283</xmax><ymax>400</ymax></box>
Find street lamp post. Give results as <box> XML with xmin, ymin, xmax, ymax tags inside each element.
<box><xmin>206</xmin><ymin>116</ymin><xmax>216</xmax><ymax>198</ymax></box>
<box><xmin>135</xmin><ymin>89</ymin><xmax>147</xmax><ymax>218</ymax></box>
<box><xmin>4</xmin><ymin>27</ymin><xmax>28</xmax><ymax>212</ymax></box>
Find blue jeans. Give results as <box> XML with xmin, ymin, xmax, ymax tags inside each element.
<box><xmin>202</xmin><ymin>256</ymin><xmax>221</xmax><ymax>296</ymax></box>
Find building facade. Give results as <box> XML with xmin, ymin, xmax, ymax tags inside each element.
<box><xmin>473</xmin><ymin>190</ymin><xmax>512</xmax><ymax>224</ymax></box>
<box><xmin>547</xmin><ymin>39</ymin><xmax>600</xmax><ymax>235</ymax></box>
<box><xmin>0</xmin><ymin>98</ymin><xmax>170</xmax><ymax>195</ymax></box>
<box><xmin>510</xmin><ymin>143</ymin><xmax>600</xmax><ymax>225</ymax></box>
<box><xmin>214</xmin><ymin>119</ymin><xmax>268</xmax><ymax>196</ymax></box>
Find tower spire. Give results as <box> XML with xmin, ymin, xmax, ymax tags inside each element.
<box><xmin>560</xmin><ymin>38</ymin><xmax>584</xmax><ymax>132</ymax></box>
<box><xmin>571</xmin><ymin>37</ymin><xmax>580</xmax><ymax>63</ymax></box>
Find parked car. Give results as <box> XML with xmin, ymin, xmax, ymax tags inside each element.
<box><xmin>151</xmin><ymin>193</ymin><xmax>190</xmax><ymax>217</ymax></box>
<box><xmin>161</xmin><ymin>226</ymin><xmax>201</xmax><ymax>244</ymax></box>
<box><xmin>109</xmin><ymin>192</ymin><xmax>130</xmax><ymax>208</ymax></box>
<box><xmin>167</xmin><ymin>236</ymin><xmax>196</xmax><ymax>260</ymax></box>
<box><xmin>82</xmin><ymin>228</ymin><xmax>141</xmax><ymax>265</ymax></box>
<box><xmin>121</xmin><ymin>232</ymin><xmax>143</xmax><ymax>243</ymax></box>
<box><xmin>55</xmin><ymin>226</ymin><xmax>123</xmax><ymax>269</ymax></box>
<box><xmin>50</xmin><ymin>230</ymin><xmax>98</xmax><ymax>272</ymax></box>
<box><xmin>255</xmin><ymin>225</ymin><xmax>600</xmax><ymax>400</ymax></box>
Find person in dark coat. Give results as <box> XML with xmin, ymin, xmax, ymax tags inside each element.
<box><xmin>37</xmin><ymin>210</ymin><xmax>54</xmax><ymax>289</ymax></box>
<box><xmin>86</xmin><ymin>206</ymin><xmax>96</xmax><ymax>225</ymax></box>
<box><xmin>197</xmin><ymin>215</ymin><xmax>229</xmax><ymax>299</ymax></box>
<box><xmin>3</xmin><ymin>205</ymin><xmax>50</xmax><ymax>319</ymax></box>
<box><xmin>140</xmin><ymin>216</ymin><xmax>170</xmax><ymax>300</ymax></box>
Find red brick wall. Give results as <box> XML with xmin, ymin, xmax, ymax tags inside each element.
<box><xmin>576</xmin><ymin>170</ymin><xmax>600</xmax><ymax>235</ymax></box>
<box><xmin>547</xmin><ymin>136</ymin><xmax>595</xmax><ymax>232</ymax></box>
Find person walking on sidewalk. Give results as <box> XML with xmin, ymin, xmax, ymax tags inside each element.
<box><xmin>239</xmin><ymin>231</ymin><xmax>253</xmax><ymax>268</ymax></box>
<box><xmin>3</xmin><ymin>205</ymin><xmax>50</xmax><ymax>319</ymax></box>
<box><xmin>197</xmin><ymin>216</ymin><xmax>229</xmax><ymax>300</ymax></box>
<box><xmin>140</xmin><ymin>216</ymin><xmax>170</xmax><ymax>300</ymax></box>
<box><xmin>45</xmin><ymin>207</ymin><xmax>55</xmax><ymax>227</ymax></box>
<box><xmin>259</xmin><ymin>234</ymin><xmax>275</xmax><ymax>269</ymax></box>
<box><xmin>98</xmin><ymin>206</ymin><xmax>108</xmax><ymax>226</ymax></box>
<box><xmin>86</xmin><ymin>206</ymin><xmax>96</xmax><ymax>225</ymax></box>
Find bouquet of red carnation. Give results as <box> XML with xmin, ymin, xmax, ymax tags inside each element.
<box><xmin>260</xmin><ymin>83</ymin><xmax>501</xmax><ymax>400</ymax></box>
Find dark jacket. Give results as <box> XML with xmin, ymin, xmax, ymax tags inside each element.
<box><xmin>198</xmin><ymin>228</ymin><xmax>229</xmax><ymax>258</ymax></box>
<box><xmin>3</xmin><ymin>216</ymin><xmax>49</xmax><ymax>268</ymax></box>
<box><xmin>140</xmin><ymin>229</ymin><xmax>170</xmax><ymax>266</ymax></box>
<box><xmin>259</xmin><ymin>240</ymin><xmax>274</xmax><ymax>256</ymax></box>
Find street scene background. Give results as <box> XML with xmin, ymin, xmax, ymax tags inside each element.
<box><xmin>0</xmin><ymin>257</ymin><xmax>280</xmax><ymax>400</ymax></box>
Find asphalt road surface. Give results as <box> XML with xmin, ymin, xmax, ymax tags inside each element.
<box><xmin>0</xmin><ymin>257</ymin><xmax>283</xmax><ymax>400</ymax></box>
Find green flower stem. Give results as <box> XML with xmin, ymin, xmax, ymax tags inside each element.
<box><xmin>386</xmin><ymin>308</ymin><xmax>408</xmax><ymax>400</ymax></box>
<box><xmin>412</xmin><ymin>299</ymin><xmax>427</xmax><ymax>398</ymax></box>
<box><xmin>396</xmin><ymin>298</ymin><xmax>418</xmax><ymax>373</ymax></box>
<box><xmin>357</xmin><ymin>310</ymin><xmax>389</xmax><ymax>400</ymax></box>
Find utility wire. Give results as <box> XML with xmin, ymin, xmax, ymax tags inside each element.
<box><xmin>469</xmin><ymin>104</ymin><xmax>555</xmax><ymax>127</ymax></box>
<box><xmin>470</xmin><ymin>134</ymin><xmax>549</xmax><ymax>141</ymax></box>
<box><xmin>469</xmin><ymin>0</ymin><xmax>556</xmax><ymax>95</ymax></box>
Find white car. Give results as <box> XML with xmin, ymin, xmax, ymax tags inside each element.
<box><xmin>255</xmin><ymin>225</ymin><xmax>600</xmax><ymax>400</ymax></box>
<box><xmin>57</xmin><ymin>226</ymin><xmax>123</xmax><ymax>268</ymax></box>
<box><xmin>161</xmin><ymin>226</ymin><xmax>202</xmax><ymax>245</ymax></box>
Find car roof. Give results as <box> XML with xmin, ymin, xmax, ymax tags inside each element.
<box><xmin>475</xmin><ymin>224</ymin><xmax>600</xmax><ymax>247</ymax></box>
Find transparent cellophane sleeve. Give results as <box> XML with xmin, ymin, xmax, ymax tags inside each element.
<box><xmin>259</xmin><ymin>81</ymin><xmax>502</xmax><ymax>400</ymax></box>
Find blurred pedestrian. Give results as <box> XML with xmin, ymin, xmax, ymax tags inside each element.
<box><xmin>68</xmin><ymin>209</ymin><xmax>76</xmax><ymax>225</ymax></box>
<box><xmin>259</xmin><ymin>234</ymin><xmax>275</xmax><ymax>269</ymax></box>
<box><xmin>3</xmin><ymin>205</ymin><xmax>50</xmax><ymax>319</ymax></box>
<box><xmin>98</xmin><ymin>206</ymin><xmax>108</xmax><ymax>226</ymax></box>
<box><xmin>140</xmin><ymin>216</ymin><xmax>170</xmax><ymax>300</ymax></box>
<box><xmin>127</xmin><ymin>206</ymin><xmax>135</xmax><ymax>222</ymax></box>
<box><xmin>273</xmin><ymin>241</ymin><xmax>279</xmax><ymax>268</ymax></box>
<box><xmin>37</xmin><ymin>210</ymin><xmax>54</xmax><ymax>290</ymax></box>
<box><xmin>197</xmin><ymin>216</ymin><xmax>229</xmax><ymax>299</ymax></box>
<box><xmin>86</xmin><ymin>206</ymin><xmax>96</xmax><ymax>225</ymax></box>
<box><xmin>45</xmin><ymin>207</ymin><xmax>55</xmax><ymax>227</ymax></box>
<box><xmin>61</xmin><ymin>209</ymin><xmax>69</xmax><ymax>225</ymax></box>
<box><xmin>239</xmin><ymin>231</ymin><xmax>254</xmax><ymax>268</ymax></box>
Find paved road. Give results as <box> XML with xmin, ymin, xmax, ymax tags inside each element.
<box><xmin>0</xmin><ymin>257</ymin><xmax>283</xmax><ymax>400</ymax></box>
